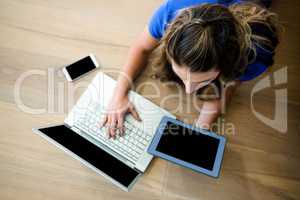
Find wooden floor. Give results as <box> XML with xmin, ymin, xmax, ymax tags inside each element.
<box><xmin>0</xmin><ymin>0</ymin><xmax>299</xmax><ymax>199</ymax></box>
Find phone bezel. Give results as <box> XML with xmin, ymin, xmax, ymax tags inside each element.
<box><xmin>62</xmin><ymin>54</ymin><xmax>100</xmax><ymax>82</ymax></box>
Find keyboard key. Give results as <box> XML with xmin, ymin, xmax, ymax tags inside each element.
<box><xmin>74</xmin><ymin>105</ymin><xmax>149</xmax><ymax>163</ymax></box>
<box><xmin>146</xmin><ymin>135</ymin><xmax>151</xmax><ymax>141</ymax></box>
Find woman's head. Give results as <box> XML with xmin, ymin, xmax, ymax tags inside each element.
<box><xmin>155</xmin><ymin>3</ymin><xmax>279</xmax><ymax>94</ymax></box>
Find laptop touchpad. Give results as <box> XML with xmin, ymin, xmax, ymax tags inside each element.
<box><xmin>38</xmin><ymin>125</ymin><xmax>140</xmax><ymax>188</ymax></box>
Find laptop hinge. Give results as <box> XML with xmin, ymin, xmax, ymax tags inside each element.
<box><xmin>70</xmin><ymin>125</ymin><xmax>80</xmax><ymax>133</ymax></box>
<box><xmin>69</xmin><ymin>124</ymin><xmax>137</xmax><ymax>170</ymax></box>
<box><xmin>134</xmin><ymin>168</ymin><xmax>143</xmax><ymax>174</ymax></box>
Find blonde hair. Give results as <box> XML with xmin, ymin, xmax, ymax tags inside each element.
<box><xmin>154</xmin><ymin>2</ymin><xmax>280</xmax><ymax>84</ymax></box>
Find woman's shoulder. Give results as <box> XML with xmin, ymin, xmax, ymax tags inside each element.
<box><xmin>148</xmin><ymin>0</ymin><xmax>233</xmax><ymax>40</ymax></box>
<box><xmin>240</xmin><ymin>22</ymin><xmax>279</xmax><ymax>82</ymax></box>
<box><xmin>249</xmin><ymin>20</ymin><xmax>278</xmax><ymax>65</ymax></box>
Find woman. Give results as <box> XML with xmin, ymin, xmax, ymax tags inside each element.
<box><xmin>101</xmin><ymin>0</ymin><xmax>280</xmax><ymax>138</ymax></box>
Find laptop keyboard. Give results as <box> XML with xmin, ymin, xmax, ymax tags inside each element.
<box><xmin>73</xmin><ymin>103</ymin><xmax>153</xmax><ymax>163</ymax></box>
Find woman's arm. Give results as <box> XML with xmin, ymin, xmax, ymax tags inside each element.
<box><xmin>196</xmin><ymin>81</ymin><xmax>240</xmax><ymax>129</ymax></box>
<box><xmin>114</xmin><ymin>26</ymin><xmax>159</xmax><ymax>99</ymax></box>
<box><xmin>102</xmin><ymin>27</ymin><xmax>159</xmax><ymax>138</ymax></box>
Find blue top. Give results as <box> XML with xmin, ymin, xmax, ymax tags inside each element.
<box><xmin>148</xmin><ymin>0</ymin><xmax>276</xmax><ymax>81</ymax></box>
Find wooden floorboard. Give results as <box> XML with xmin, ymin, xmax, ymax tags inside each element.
<box><xmin>0</xmin><ymin>0</ymin><xmax>299</xmax><ymax>199</ymax></box>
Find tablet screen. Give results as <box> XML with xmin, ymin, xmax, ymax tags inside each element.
<box><xmin>156</xmin><ymin>122</ymin><xmax>220</xmax><ymax>171</ymax></box>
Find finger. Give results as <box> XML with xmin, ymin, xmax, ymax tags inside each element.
<box><xmin>194</xmin><ymin>119</ymin><xmax>210</xmax><ymax>130</ymax></box>
<box><xmin>130</xmin><ymin>106</ymin><xmax>142</xmax><ymax>122</ymax></box>
<box><xmin>106</xmin><ymin>116</ymin><xmax>112</xmax><ymax>138</ymax></box>
<box><xmin>109</xmin><ymin>116</ymin><xmax>117</xmax><ymax>139</ymax></box>
<box><xmin>117</xmin><ymin>115</ymin><xmax>125</xmax><ymax>136</ymax></box>
<box><xmin>100</xmin><ymin>115</ymin><xmax>108</xmax><ymax>128</ymax></box>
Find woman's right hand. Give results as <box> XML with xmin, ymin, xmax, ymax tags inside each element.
<box><xmin>100</xmin><ymin>94</ymin><xmax>141</xmax><ymax>139</ymax></box>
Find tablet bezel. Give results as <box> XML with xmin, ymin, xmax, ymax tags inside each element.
<box><xmin>147</xmin><ymin>116</ymin><xmax>226</xmax><ymax>178</ymax></box>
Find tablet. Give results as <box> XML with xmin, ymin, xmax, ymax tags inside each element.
<box><xmin>147</xmin><ymin>116</ymin><xmax>226</xmax><ymax>177</ymax></box>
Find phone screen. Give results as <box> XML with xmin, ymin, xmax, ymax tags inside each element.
<box><xmin>156</xmin><ymin>122</ymin><xmax>220</xmax><ymax>171</ymax></box>
<box><xmin>65</xmin><ymin>56</ymin><xmax>97</xmax><ymax>80</ymax></box>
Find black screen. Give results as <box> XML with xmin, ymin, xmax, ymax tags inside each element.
<box><xmin>156</xmin><ymin>122</ymin><xmax>220</xmax><ymax>171</ymax></box>
<box><xmin>39</xmin><ymin>125</ymin><xmax>139</xmax><ymax>187</ymax></box>
<box><xmin>66</xmin><ymin>56</ymin><xmax>96</xmax><ymax>79</ymax></box>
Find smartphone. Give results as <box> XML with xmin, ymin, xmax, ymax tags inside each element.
<box><xmin>62</xmin><ymin>54</ymin><xmax>99</xmax><ymax>81</ymax></box>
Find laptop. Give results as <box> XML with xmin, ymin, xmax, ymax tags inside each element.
<box><xmin>33</xmin><ymin>71</ymin><xmax>175</xmax><ymax>191</ymax></box>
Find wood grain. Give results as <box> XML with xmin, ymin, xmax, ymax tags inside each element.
<box><xmin>0</xmin><ymin>0</ymin><xmax>299</xmax><ymax>199</ymax></box>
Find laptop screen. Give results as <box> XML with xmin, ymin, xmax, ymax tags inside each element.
<box><xmin>156</xmin><ymin>122</ymin><xmax>220</xmax><ymax>171</ymax></box>
<box><xmin>38</xmin><ymin>125</ymin><xmax>139</xmax><ymax>188</ymax></box>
